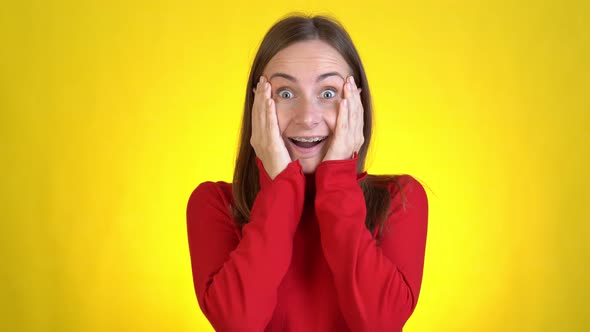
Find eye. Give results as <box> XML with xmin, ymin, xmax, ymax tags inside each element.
<box><xmin>320</xmin><ymin>89</ymin><xmax>337</xmax><ymax>99</ymax></box>
<box><xmin>277</xmin><ymin>89</ymin><xmax>294</xmax><ymax>99</ymax></box>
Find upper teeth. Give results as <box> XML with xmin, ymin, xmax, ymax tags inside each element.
<box><xmin>291</xmin><ymin>137</ymin><xmax>325</xmax><ymax>142</ymax></box>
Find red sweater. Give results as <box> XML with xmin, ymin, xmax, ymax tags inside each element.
<box><xmin>186</xmin><ymin>155</ymin><xmax>428</xmax><ymax>331</ymax></box>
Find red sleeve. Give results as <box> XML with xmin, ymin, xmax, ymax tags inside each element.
<box><xmin>314</xmin><ymin>157</ymin><xmax>429</xmax><ymax>331</ymax></box>
<box><xmin>186</xmin><ymin>159</ymin><xmax>305</xmax><ymax>331</ymax></box>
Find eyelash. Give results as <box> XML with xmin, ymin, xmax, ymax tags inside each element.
<box><xmin>276</xmin><ymin>87</ymin><xmax>339</xmax><ymax>100</ymax></box>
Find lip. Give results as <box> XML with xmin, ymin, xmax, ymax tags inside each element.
<box><xmin>287</xmin><ymin>137</ymin><xmax>327</xmax><ymax>156</ymax></box>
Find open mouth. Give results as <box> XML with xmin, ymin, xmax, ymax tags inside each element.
<box><xmin>288</xmin><ymin>136</ymin><xmax>328</xmax><ymax>149</ymax></box>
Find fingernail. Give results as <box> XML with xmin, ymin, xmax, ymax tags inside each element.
<box><xmin>348</xmin><ymin>82</ymin><xmax>352</xmax><ymax>91</ymax></box>
<box><xmin>259</xmin><ymin>76</ymin><xmax>263</xmax><ymax>83</ymax></box>
<box><xmin>350</xmin><ymin>76</ymin><xmax>355</xmax><ymax>84</ymax></box>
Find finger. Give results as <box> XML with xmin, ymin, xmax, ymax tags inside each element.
<box><xmin>264</xmin><ymin>80</ymin><xmax>272</xmax><ymax>100</ymax></box>
<box><xmin>350</xmin><ymin>78</ymin><xmax>364</xmax><ymax>152</ymax></box>
<box><xmin>263</xmin><ymin>82</ymin><xmax>273</xmax><ymax>133</ymax></box>
<box><xmin>266</xmin><ymin>98</ymin><xmax>280</xmax><ymax>135</ymax></box>
<box><xmin>344</xmin><ymin>77</ymin><xmax>363</xmax><ymax>153</ymax></box>
<box><xmin>347</xmin><ymin>76</ymin><xmax>363</xmax><ymax>129</ymax></box>
<box><xmin>256</xmin><ymin>76</ymin><xmax>265</xmax><ymax>98</ymax></box>
<box><xmin>348</xmin><ymin>76</ymin><xmax>362</xmax><ymax>111</ymax></box>
<box><xmin>266</xmin><ymin>99</ymin><xmax>284</xmax><ymax>151</ymax></box>
<box><xmin>253</xmin><ymin>77</ymin><xmax>266</xmax><ymax>134</ymax></box>
<box><xmin>344</xmin><ymin>77</ymin><xmax>358</xmax><ymax>121</ymax></box>
<box><xmin>344</xmin><ymin>77</ymin><xmax>355</xmax><ymax>126</ymax></box>
<box><xmin>336</xmin><ymin>98</ymin><xmax>349</xmax><ymax>134</ymax></box>
<box><xmin>343</xmin><ymin>76</ymin><xmax>353</xmax><ymax>101</ymax></box>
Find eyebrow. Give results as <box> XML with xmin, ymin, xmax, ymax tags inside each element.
<box><xmin>268</xmin><ymin>71</ymin><xmax>345</xmax><ymax>83</ymax></box>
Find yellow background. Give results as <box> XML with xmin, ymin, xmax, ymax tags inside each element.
<box><xmin>2</xmin><ymin>0</ymin><xmax>589</xmax><ymax>331</ymax></box>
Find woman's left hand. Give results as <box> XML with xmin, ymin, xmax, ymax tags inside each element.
<box><xmin>323</xmin><ymin>76</ymin><xmax>365</xmax><ymax>161</ymax></box>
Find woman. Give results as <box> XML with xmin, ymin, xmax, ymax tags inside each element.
<box><xmin>187</xmin><ymin>14</ymin><xmax>429</xmax><ymax>332</ymax></box>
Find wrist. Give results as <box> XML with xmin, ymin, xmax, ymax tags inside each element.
<box><xmin>323</xmin><ymin>150</ymin><xmax>354</xmax><ymax>162</ymax></box>
<box><xmin>267</xmin><ymin>160</ymin><xmax>292</xmax><ymax>180</ymax></box>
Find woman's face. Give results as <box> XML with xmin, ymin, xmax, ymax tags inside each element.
<box><xmin>262</xmin><ymin>40</ymin><xmax>353</xmax><ymax>174</ymax></box>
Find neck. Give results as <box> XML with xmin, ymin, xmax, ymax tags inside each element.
<box><xmin>304</xmin><ymin>172</ymin><xmax>317</xmax><ymax>202</ymax></box>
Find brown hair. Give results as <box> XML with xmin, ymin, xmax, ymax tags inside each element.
<box><xmin>231</xmin><ymin>14</ymin><xmax>406</xmax><ymax>245</ymax></box>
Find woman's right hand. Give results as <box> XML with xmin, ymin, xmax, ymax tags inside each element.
<box><xmin>250</xmin><ymin>76</ymin><xmax>292</xmax><ymax>180</ymax></box>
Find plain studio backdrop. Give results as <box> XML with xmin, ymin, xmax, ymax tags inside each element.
<box><xmin>1</xmin><ymin>1</ymin><xmax>588</xmax><ymax>331</ymax></box>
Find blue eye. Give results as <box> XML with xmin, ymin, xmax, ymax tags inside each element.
<box><xmin>278</xmin><ymin>90</ymin><xmax>294</xmax><ymax>99</ymax></box>
<box><xmin>321</xmin><ymin>89</ymin><xmax>337</xmax><ymax>99</ymax></box>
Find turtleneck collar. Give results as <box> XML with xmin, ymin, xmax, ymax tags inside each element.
<box><xmin>303</xmin><ymin>168</ymin><xmax>367</xmax><ymax>199</ymax></box>
<box><xmin>255</xmin><ymin>156</ymin><xmax>367</xmax><ymax>197</ymax></box>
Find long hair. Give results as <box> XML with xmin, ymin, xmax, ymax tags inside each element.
<box><xmin>232</xmin><ymin>14</ymin><xmax>405</xmax><ymax>245</ymax></box>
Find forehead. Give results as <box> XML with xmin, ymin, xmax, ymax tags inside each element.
<box><xmin>263</xmin><ymin>40</ymin><xmax>351</xmax><ymax>80</ymax></box>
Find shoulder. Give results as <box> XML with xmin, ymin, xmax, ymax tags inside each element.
<box><xmin>389</xmin><ymin>175</ymin><xmax>428</xmax><ymax>202</ymax></box>
<box><xmin>367</xmin><ymin>174</ymin><xmax>429</xmax><ymax>220</ymax></box>
<box><xmin>189</xmin><ymin>180</ymin><xmax>233</xmax><ymax>201</ymax></box>
<box><xmin>187</xmin><ymin>181</ymin><xmax>234</xmax><ymax>215</ymax></box>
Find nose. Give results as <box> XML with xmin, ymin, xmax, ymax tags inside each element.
<box><xmin>293</xmin><ymin>98</ymin><xmax>321</xmax><ymax>128</ymax></box>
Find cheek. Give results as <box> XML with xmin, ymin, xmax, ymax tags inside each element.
<box><xmin>323</xmin><ymin>105</ymin><xmax>338</xmax><ymax>132</ymax></box>
<box><xmin>275</xmin><ymin>105</ymin><xmax>291</xmax><ymax>133</ymax></box>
